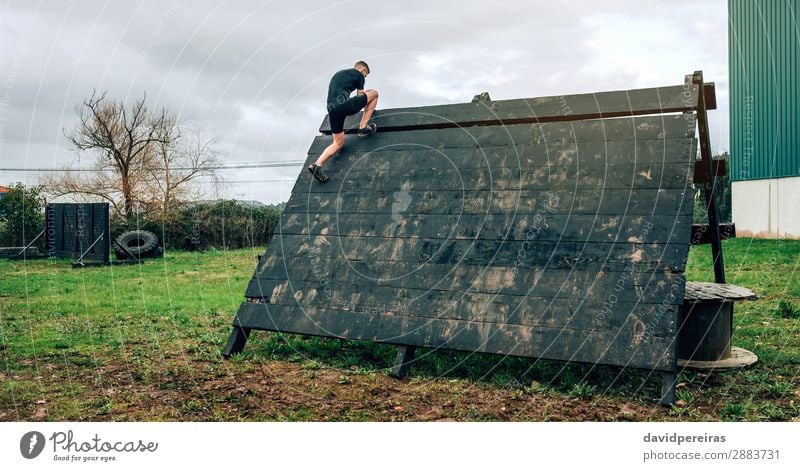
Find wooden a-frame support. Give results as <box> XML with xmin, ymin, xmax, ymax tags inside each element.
<box><xmin>659</xmin><ymin>71</ymin><xmax>727</xmax><ymax>406</ymax></box>
<box><xmin>223</xmin><ymin>71</ymin><xmax>731</xmax><ymax>407</ymax></box>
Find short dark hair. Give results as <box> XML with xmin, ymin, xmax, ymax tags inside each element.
<box><xmin>355</xmin><ymin>60</ymin><xmax>370</xmax><ymax>73</ymax></box>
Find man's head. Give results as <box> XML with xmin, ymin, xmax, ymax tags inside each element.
<box><xmin>354</xmin><ymin>60</ymin><xmax>370</xmax><ymax>76</ymax></box>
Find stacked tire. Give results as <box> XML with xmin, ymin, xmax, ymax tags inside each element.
<box><xmin>113</xmin><ymin>230</ymin><xmax>161</xmax><ymax>259</ymax></box>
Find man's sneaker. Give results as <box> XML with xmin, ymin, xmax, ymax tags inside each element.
<box><xmin>357</xmin><ymin>123</ymin><xmax>377</xmax><ymax>137</ymax></box>
<box><xmin>307</xmin><ymin>163</ymin><xmax>329</xmax><ymax>183</ymax></box>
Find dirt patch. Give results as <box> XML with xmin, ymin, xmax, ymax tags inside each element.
<box><xmin>4</xmin><ymin>358</ymin><xmax>678</xmax><ymax>422</ymax></box>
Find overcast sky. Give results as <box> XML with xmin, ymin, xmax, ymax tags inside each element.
<box><xmin>1</xmin><ymin>0</ymin><xmax>729</xmax><ymax>204</ymax></box>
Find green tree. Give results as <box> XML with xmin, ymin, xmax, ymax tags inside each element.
<box><xmin>0</xmin><ymin>183</ymin><xmax>46</xmax><ymax>247</ymax></box>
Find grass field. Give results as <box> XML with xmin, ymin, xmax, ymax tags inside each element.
<box><xmin>0</xmin><ymin>238</ymin><xmax>798</xmax><ymax>421</ymax></box>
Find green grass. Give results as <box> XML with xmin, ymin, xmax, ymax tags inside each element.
<box><xmin>0</xmin><ymin>239</ymin><xmax>798</xmax><ymax>421</ymax></box>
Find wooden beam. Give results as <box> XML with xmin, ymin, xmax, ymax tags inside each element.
<box><xmin>222</xmin><ymin>326</ymin><xmax>251</xmax><ymax>358</ymax></box>
<box><xmin>703</xmin><ymin>83</ymin><xmax>717</xmax><ymax>110</ymax></box>
<box><xmin>248</xmin><ymin>258</ymin><xmax>687</xmax><ymax>304</ymax></box>
<box><xmin>693</xmin><ymin>157</ymin><xmax>726</xmax><ymax>184</ymax></box>
<box><xmin>660</xmin><ymin>373</ymin><xmax>677</xmax><ymax>406</ymax></box>
<box><xmin>691</xmin><ymin>223</ymin><xmax>735</xmax><ymax>245</ymax></box>
<box><xmin>693</xmin><ymin>71</ymin><xmax>726</xmax><ymax>283</ymax></box>
<box><xmin>319</xmin><ymin>81</ymin><xmax>701</xmax><ymax>134</ymax></box>
<box><xmin>390</xmin><ymin>346</ymin><xmax>417</xmax><ymax>379</ymax></box>
<box><xmin>313</xmin><ymin>114</ymin><xmax>697</xmax><ymax>151</ymax></box>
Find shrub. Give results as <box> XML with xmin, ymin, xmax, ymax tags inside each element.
<box><xmin>111</xmin><ymin>200</ymin><xmax>282</xmax><ymax>251</ymax></box>
<box><xmin>0</xmin><ymin>183</ymin><xmax>45</xmax><ymax>247</ymax></box>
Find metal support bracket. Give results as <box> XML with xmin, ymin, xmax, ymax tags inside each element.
<box><xmin>16</xmin><ymin>229</ymin><xmax>45</xmax><ymax>258</ymax></box>
<box><xmin>73</xmin><ymin>233</ymin><xmax>106</xmax><ymax>266</ymax></box>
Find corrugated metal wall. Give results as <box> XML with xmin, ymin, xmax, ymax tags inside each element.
<box><xmin>729</xmin><ymin>0</ymin><xmax>799</xmax><ymax>181</ymax></box>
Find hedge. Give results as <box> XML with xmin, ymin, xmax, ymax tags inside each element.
<box><xmin>112</xmin><ymin>200</ymin><xmax>283</xmax><ymax>251</ymax></box>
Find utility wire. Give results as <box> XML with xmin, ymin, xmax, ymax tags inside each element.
<box><xmin>0</xmin><ymin>160</ymin><xmax>306</xmax><ymax>172</ymax></box>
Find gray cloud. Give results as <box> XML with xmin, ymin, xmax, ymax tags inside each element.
<box><xmin>1</xmin><ymin>0</ymin><xmax>728</xmax><ymax>203</ymax></box>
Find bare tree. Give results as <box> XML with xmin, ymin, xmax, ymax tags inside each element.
<box><xmin>141</xmin><ymin>123</ymin><xmax>222</xmax><ymax>220</ymax></box>
<box><xmin>45</xmin><ymin>91</ymin><xmax>220</xmax><ymax>221</ymax></box>
<box><xmin>41</xmin><ymin>165</ymin><xmax>124</xmax><ymax>214</ymax></box>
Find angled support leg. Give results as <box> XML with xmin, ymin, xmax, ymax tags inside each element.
<box><xmin>693</xmin><ymin>70</ymin><xmax>725</xmax><ymax>284</ymax></box>
<box><xmin>222</xmin><ymin>326</ymin><xmax>251</xmax><ymax>358</ymax></box>
<box><xmin>390</xmin><ymin>346</ymin><xmax>416</xmax><ymax>379</ymax></box>
<box><xmin>660</xmin><ymin>372</ymin><xmax>677</xmax><ymax>406</ymax></box>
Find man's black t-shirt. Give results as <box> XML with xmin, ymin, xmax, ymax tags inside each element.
<box><xmin>327</xmin><ymin>68</ymin><xmax>365</xmax><ymax>107</ymax></box>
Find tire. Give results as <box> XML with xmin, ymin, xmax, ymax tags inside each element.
<box><xmin>114</xmin><ymin>230</ymin><xmax>158</xmax><ymax>258</ymax></box>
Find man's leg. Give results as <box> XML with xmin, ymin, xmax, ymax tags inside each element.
<box><xmin>359</xmin><ymin>89</ymin><xmax>379</xmax><ymax>129</ymax></box>
<box><xmin>315</xmin><ymin>132</ymin><xmax>345</xmax><ymax>167</ymax></box>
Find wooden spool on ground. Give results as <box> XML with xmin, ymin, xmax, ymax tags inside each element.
<box><xmin>677</xmin><ymin>281</ymin><xmax>758</xmax><ymax>369</ymax></box>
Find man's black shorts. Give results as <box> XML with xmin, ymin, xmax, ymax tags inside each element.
<box><xmin>327</xmin><ymin>94</ymin><xmax>368</xmax><ymax>134</ymax></box>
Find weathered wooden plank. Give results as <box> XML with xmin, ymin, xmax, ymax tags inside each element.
<box><xmin>303</xmin><ymin>138</ymin><xmax>698</xmax><ymax>171</ymax></box>
<box><xmin>234</xmin><ymin>302</ymin><xmax>677</xmax><ymax>371</ymax></box>
<box><xmin>245</xmin><ymin>278</ymin><xmax>678</xmax><ymax>335</ymax></box>
<box><xmin>248</xmin><ymin>257</ymin><xmax>686</xmax><ymax>304</ymax></box>
<box><xmin>319</xmin><ymin>81</ymin><xmax>699</xmax><ymax>134</ymax></box>
<box><xmin>262</xmin><ymin>235</ymin><xmax>687</xmax><ymax>271</ymax></box>
<box><xmin>294</xmin><ymin>162</ymin><xmax>692</xmax><ymax>193</ymax></box>
<box><xmin>284</xmin><ymin>188</ymin><xmax>694</xmax><ymax>217</ymax></box>
<box><xmin>276</xmin><ymin>212</ymin><xmax>693</xmax><ymax>245</ymax></box>
<box><xmin>310</xmin><ymin>115</ymin><xmax>697</xmax><ymax>153</ymax></box>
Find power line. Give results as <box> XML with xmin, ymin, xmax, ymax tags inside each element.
<box><xmin>196</xmin><ymin>179</ymin><xmax>295</xmax><ymax>184</ymax></box>
<box><xmin>0</xmin><ymin>160</ymin><xmax>307</xmax><ymax>172</ymax></box>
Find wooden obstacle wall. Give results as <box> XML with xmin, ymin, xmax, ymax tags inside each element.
<box><xmin>225</xmin><ymin>75</ymin><xmax>706</xmax><ymax>376</ymax></box>
<box><xmin>45</xmin><ymin>203</ymin><xmax>110</xmax><ymax>262</ymax></box>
